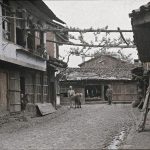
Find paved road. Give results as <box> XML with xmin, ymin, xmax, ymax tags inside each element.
<box><xmin>0</xmin><ymin>104</ymin><xmax>134</xmax><ymax>149</ymax></box>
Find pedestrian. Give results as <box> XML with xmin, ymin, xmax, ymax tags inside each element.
<box><xmin>21</xmin><ymin>93</ymin><xmax>28</xmax><ymax>121</ymax></box>
<box><xmin>74</xmin><ymin>92</ymin><xmax>82</xmax><ymax>108</ymax></box>
<box><xmin>68</xmin><ymin>86</ymin><xmax>75</xmax><ymax>108</ymax></box>
<box><xmin>21</xmin><ymin>93</ymin><xmax>28</xmax><ymax>112</ymax></box>
<box><xmin>106</xmin><ymin>85</ymin><xmax>112</xmax><ymax>105</ymax></box>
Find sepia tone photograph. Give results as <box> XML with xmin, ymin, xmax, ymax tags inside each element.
<box><xmin>0</xmin><ymin>0</ymin><xmax>150</xmax><ymax>149</ymax></box>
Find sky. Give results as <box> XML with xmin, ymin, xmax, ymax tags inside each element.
<box><xmin>44</xmin><ymin>0</ymin><xmax>150</xmax><ymax>67</ymax></box>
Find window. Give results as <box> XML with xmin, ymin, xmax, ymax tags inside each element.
<box><xmin>16</xmin><ymin>28</ymin><xmax>25</xmax><ymax>47</ymax></box>
<box><xmin>35</xmin><ymin>31</ymin><xmax>40</xmax><ymax>38</ymax></box>
<box><xmin>16</xmin><ymin>11</ymin><xmax>23</xmax><ymax>28</ymax></box>
<box><xmin>43</xmin><ymin>74</ymin><xmax>48</xmax><ymax>102</ymax></box>
<box><xmin>27</xmin><ymin>31</ymin><xmax>34</xmax><ymax>50</ymax></box>
<box><xmin>35</xmin><ymin>31</ymin><xmax>44</xmax><ymax>56</ymax></box>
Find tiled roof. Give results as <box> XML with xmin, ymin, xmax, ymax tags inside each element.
<box><xmin>129</xmin><ymin>2</ymin><xmax>150</xmax><ymax>18</ymax></box>
<box><xmin>16</xmin><ymin>1</ymin><xmax>65</xmax><ymax>25</ymax></box>
<box><xmin>78</xmin><ymin>55</ymin><xmax>118</xmax><ymax>67</ymax></box>
<box><xmin>62</xmin><ymin>60</ymin><xmax>135</xmax><ymax>81</ymax></box>
<box><xmin>30</xmin><ymin>0</ymin><xmax>65</xmax><ymax>24</ymax></box>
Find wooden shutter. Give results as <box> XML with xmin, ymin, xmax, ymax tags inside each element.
<box><xmin>0</xmin><ymin>72</ymin><xmax>7</xmax><ymax>111</ymax></box>
<box><xmin>9</xmin><ymin>72</ymin><xmax>21</xmax><ymax>112</ymax></box>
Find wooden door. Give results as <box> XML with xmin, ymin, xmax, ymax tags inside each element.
<box><xmin>9</xmin><ymin>72</ymin><xmax>21</xmax><ymax>112</ymax></box>
<box><xmin>0</xmin><ymin>72</ymin><xmax>7</xmax><ymax>111</ymax></box>
<box><xmin>112</xmin><ymin>82</ymin><xmax>137</xmax><ymax>102</ymax></box>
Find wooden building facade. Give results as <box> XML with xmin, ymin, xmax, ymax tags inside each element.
<box><xmin>60</xmin><ymin>55</ymin><xmax>138</xmax><ymax>104</ymax></box>
<box><xmin>0</xmin><ymin>0</ymin><xmax>67</xmax><ymax>114</ymax></box>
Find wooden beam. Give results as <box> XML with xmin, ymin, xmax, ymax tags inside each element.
<box><xmin>25</xmin><ymin>28</ymin><xmax>133</xmax><ymax>33</ymax></box>
<box><xmin>46</xmin><ymin>39</ymin><xmax>136</xmax><ymax>48</ymax></box>
<box><xmin>43</xmin><ymin>28</ymin><xmax>133</xmax><ymax>33</ymax></box>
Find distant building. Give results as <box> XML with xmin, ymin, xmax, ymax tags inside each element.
<box><xmin>0</xmin><ymin>0</ymin><xmax>67</xmax><ymax>114</ymax></box>
<box><xmin>60</xmin><ymin>55</ymin><xmax>138</xmax><ymax>104</ymax></box>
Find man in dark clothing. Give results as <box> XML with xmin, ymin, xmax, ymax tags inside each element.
<box><xmin>74</xmin><ymin>93</ymin><xmax>82</xmax><ymax>108</ymax></box>
<box><xmin>106</xmin><ymin>85</ymin><xmax>112</xmax><ymax>105</ymax></box>
<box><xmin>21</xmin><ymin>93</ymin><xmax>28</xmax><ymax>111</ymax></box>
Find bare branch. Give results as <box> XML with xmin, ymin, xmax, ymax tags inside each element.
<box><xmin>118</xmin><ymin>27</ymin><xmax>129</xmax><ymax>46</ymax></box>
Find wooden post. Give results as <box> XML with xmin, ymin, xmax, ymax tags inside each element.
<box><xmin>24</xmin><ymin>10</ymin><xmax>28</xmax><ymax>49</ymax></box>
<box><xmin>47</xmin><ymin>69</ymin><xmax>51</xmax><ymax>103</ymax></box>
<box><xmin>33</xmin><ymin>72</ymin><xmax>36</xmax><ymax>103</ymax></box>
<box><xmin>101</xmin><ymin>84</ymin><xmax>105</xmax><ymax>101</ymax></box>
<box><xmin>41</xmin><ymin>72</ymin><xmax>44</xmax><ymax>103</ymax></box>
<box><xmin>43</xmin><ymin>32</ymin><xmax>47</xmax><ymax>49</ymax></box>
<box><xmin>53</xmin><ymin>78</ymin><xmax>57</xmax><ymax>108</ymax></box>
<box><xmin>11</xmin><ymin>9</ymin><xmax>16</xmax><ymax>43</ymax></box>
<box><xmin>137</xmin><ymin>75</ymin><xmax>150</xmax><ymax>132</ymax></box>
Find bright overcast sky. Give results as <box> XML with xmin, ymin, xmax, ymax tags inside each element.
<box><xmin>44</xmin><ymin>0</ymin><xmax>150</xmax><ymax>67</ymax></box>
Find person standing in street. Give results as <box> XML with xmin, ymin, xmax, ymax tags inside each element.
<box><xmin>106</xmin><ymin>85</ymin><xmax>113</xmax><ymax>105</ymax></box>
<box><xmin>68</xmin><ymin>86</ymin><xmax>75</xmax><ymax>108</ymax></box>
<box><xmin>21</xmin><ymin>93</ymin><xmax>28</xmax><ymax>112</ymax></box>
<box><xmin>21</xmin><ymin>93</ymin><xmax>28</xmax><ymax>121</ymax></box>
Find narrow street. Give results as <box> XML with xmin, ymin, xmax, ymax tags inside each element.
<box><xmin>0</xmin><ymin>104</ymin><xmax>134</xmax><ymax>149</ymax></box>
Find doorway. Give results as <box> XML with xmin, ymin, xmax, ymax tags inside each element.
<box><xmin>104</xmin><ymin>85</ymin><xmax>109</xmax><ymax>101</ymax></box>
<box><xmin>20</xmin><ymin>77</ymin><xmax>25</xmax><ymax>95</ymax></box>
<box><xmin>49</xmin><ymin>82</ymin><xmax>55</xmax><ymax>106</ymax></box>
<box><xmin>85</xmin><ymin>85</ymin><xmax>102</xmax><ymax>101</ymax></box>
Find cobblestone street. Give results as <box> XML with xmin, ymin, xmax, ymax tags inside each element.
<box><xmin>0</xmin><ymin>104</ymin><xmax>134</xmax><ymax>149</ymax></box>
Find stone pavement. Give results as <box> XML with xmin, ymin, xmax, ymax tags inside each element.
<box><xmin>0</xmin><ymin>105</ymin><xmax>69</xmax><ymax>133</ymax></box>
<box><xmin>122</xmin><ymin>107</ymin><xmax>150</xmax><ymax>149</ymax></box>
<box><xmin>0</xmin><ymin>104</ymin><xmax>133</xmax><ymax>149</ymax></box>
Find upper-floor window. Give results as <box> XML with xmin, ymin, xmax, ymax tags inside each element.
<box><xmin>27</xmin><ymin>31</ymin><xmax>34</xmax><ymax>51</ymax></box>
<box><xmin>35</xmin><ymin>31</ymin><xmax>44</xmax><ymax>56</ymax></box>
<box><xmin>35</xmin><ymin>31</ymin><xmax>40</xmax><ymax>38</ymax></box>
<box><xmin>16</xmin><ymin>10</ymin><xmax>24</xmax><ymax>29</ymax></box>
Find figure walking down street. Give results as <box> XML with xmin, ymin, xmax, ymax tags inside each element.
<box><xmin>21</xmin><ymin>93</ymin><xmax>29</xmax><ymax>121</ymax></box>
<box><xmin>68</xmin><ymin>86</ymin><xmax>75</xmax><ymax>108</ymax></box>
<box><xmin>106</xmin><ymin>85</ymin><xmax>112</xmax><ymax>105</ymax></box>
<box><xmin>21</xmin><ymin>93</ymin><xmax>28</xmax><ymax>112</ymax></box>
